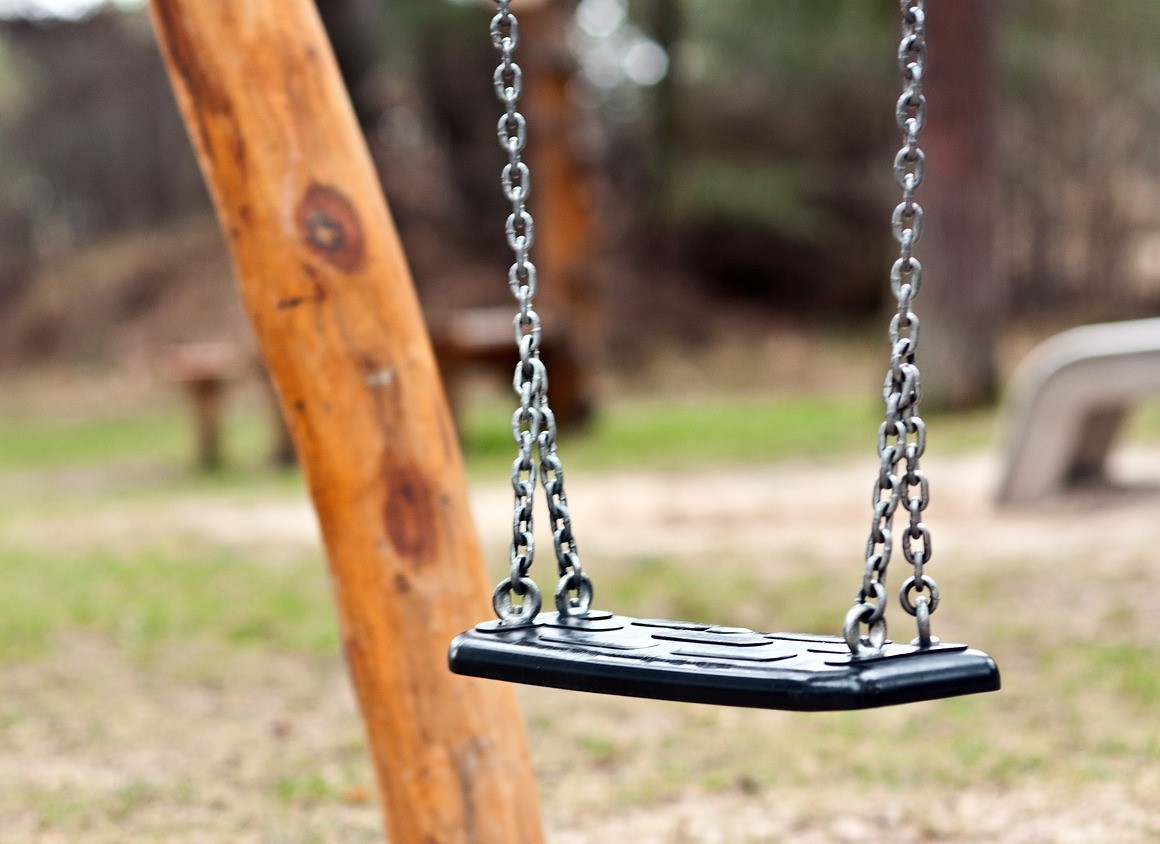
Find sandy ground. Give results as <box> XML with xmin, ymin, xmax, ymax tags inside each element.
<box><xmin>5</xmin><ymin>449</ymin><xmax>1160</xmax><ymax>841</ymax></box>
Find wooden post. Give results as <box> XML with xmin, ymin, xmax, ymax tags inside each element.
<box><xmin>185</xmin><ymin>376</ymin><xmax>226</xmax><ymax>469</ymax></box>
<box><xmin>148</xmin><ymin>3</ymin><xmax>545</xmax><ymax>842</ymax></box>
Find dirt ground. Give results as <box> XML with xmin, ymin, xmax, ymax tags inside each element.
<box><xmin>4</xmin><ymin>448</ymin><xmax>1160</xmax><ymax>842</ymax></box>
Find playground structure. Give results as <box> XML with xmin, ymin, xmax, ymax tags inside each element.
<box><xmin>5</xmin><ymin>0</ymin><xmax>1160</xmax><ymax>838</ymax></box>
<box><xmin>146</xmin><ymin>0</ymin><xmax>997</xmax><ymax>840</ymax></box>
<box><xmin>998</xmin><ymin>318</ymin><xmax>1160</xmax><ymax>503</ymax></box>
<box><xmin>447</xmin><ymin>0</ymin><xmax>997</xmax><ymax>709</ymax></box>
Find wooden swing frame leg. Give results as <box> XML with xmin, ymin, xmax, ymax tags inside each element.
<box><xmin>148</xmin><ymin>3</ymin><xmax>545</xmax><ymax>842</ymax></box>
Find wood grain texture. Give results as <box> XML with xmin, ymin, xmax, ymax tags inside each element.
<box><xmin>148</xmin><ymin>2</ymin><xmax>545</xmax><ymax>841</ymax></box>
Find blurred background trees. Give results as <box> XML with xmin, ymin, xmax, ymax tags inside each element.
<box><xmin>2</xmin><ymin>0</ymin><xmax>1160</xmax><ymax>409</ymax></box>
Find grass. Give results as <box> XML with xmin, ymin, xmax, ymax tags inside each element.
<box><xmin>21</xmin><ymin>387</ymin><xmax>1160</xmax><ymax>496</ymax></box>
<box><xmin>1124</xmin><ymin>398</ymin><xmax>1160</xmax><ymax>442</ymax></box>
<box><xmin>598</xmin><ymin>555</ymin><xmax>845</xmax><ymax>634</ymax></box>
<box><xmin>460</xmin><ymin>393</ymin><xmax>1001</xmax><ymax>478</ymax></box>
<box><xmin>0</xmin><ymin>393</ymin><xmax>1003</xmax><ymax>520</ymax></box>
<box><xmin>0</xmin><ymin>407</ymin><xmax>271</xmax><ymax>473</ymax></box>
<box><xmin>0</xmin><ymin>543</ymin><xmax>337</xmax><ymax>661</ymax></box>
<box><xmin>4</xmin><ymin>388</ymin><xmax>1160</xmax><ymax>839</ymax></box>
<box><xmin>0</xmin><ymin>392</ymin><xmax>1004</xmax><ymax>478</ymax></box>
<box><xmin>1</xmin><ymin>390</ymin><xmax>942</xmax><ymax>665</ymax></box>
<box><xmin>1047</xmin><ymin>642</ymin><xmax>1160</xmax><ymax>710</ymax></box>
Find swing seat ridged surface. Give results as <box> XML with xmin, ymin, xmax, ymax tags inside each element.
<box><xmin>449</xmin><ymin>611</ymin><xmax>1000</xmax><ymax>711</ymax></box>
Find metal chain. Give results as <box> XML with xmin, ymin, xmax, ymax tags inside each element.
<box><xmin>844</xmin><ymin>0</ymin><xmax>938</xmax><ymax>657</ymax></box>
<box><xmin>489</xmin><ymin>0</ymin><xmax>592</xmax><ymax>624</ymax></box>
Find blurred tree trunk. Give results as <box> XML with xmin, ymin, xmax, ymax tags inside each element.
<box><xmin>315</xmin><ymin>0</ymin><xmax>380</xmax><ymax>131</ymax></box>
<box><xmin>643</xmin><ymin>0</ymin><xmax>682</xmax><ymax>225</ymax></box>
<box><xmin>520</xmin><ymin>0</ymin><xmax>600</xmax><ymax>426</ymax></box>
<box><xmin>919</xmin><ymin>0</ymin><xmax>1003</xmax><ymax>409</ymax></box>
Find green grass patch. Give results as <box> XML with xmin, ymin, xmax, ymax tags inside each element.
<box><xmin>461</xmin><ymin>393</ymin><xmax>1000</xmax><ymax>479</ymax></box>
<box><xmin>0</xmin><ymin>543</ymin><xmax>338</xmax><ymax>661</ymax></box>
<box><xmin>0</xmin><ymin>394</ymin><xmax>1002</xmax><ymax>497</ymax></box>
<box><xmin>577</xmin><ymin>733</ymin><xmax>623</xmax><ymax>764</ymax></box>
<box><xmin>598</xmin><ymin>554</ymin><xmax>849</xmax><ymax>635</ymax></box>
<box><xmin>1065</xmin><ymin>643</ymin><xmax>1160</xmax><ymax>708</ymax></box>
<box><xmin>0</xmin><ymin>408</ymin><xmax>271</xmax><ymax>472</ymax></box>
<box><xmin>0</xmin><ymin>410</ymin><xmax>187</xmax><ymax>470</ymax></box>
<box><xmin>1124</xmin><ymin>399</ymin><xmax>1160</xmax><ymax>442</ymax></box>
<box><xmin>1044</xmin><ymin>644</ymin><xmax>1160</xmax><ymax>709</ymax></box>
<box><xmin>275</xmin><ymin>773</ymin><xmax>343</xmax><ymax>805</ymax></box>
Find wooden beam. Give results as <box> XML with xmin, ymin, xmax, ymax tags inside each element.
<box><xmin>147</xmin><ymin>3</ymin><xmax>545</xmax><ymax>842</ymax></box>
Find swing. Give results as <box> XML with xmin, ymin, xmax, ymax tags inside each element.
<box><xmin>449</xmin><ymin>0</ymin><xmax>1000</xmax><ymax>711</ymax></box>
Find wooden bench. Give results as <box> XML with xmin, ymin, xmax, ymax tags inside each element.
<box><xmin>160</xmin><ymin>341</ymin><xmax>295</xmax><ymax>470</ymax></box>
<box><xmin>997</xmin><ymin>318</ymin><xmax>1160</xmax><ymax>503</ymax></box>
<box><xmin>428</xmin><ymin>306</ymin><xmax>592</xmax><ymax>430</ymax></box>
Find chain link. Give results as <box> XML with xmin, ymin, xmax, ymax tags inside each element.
<box><xmin>845</xmin><ymin>0</ymin><xmax>938</xmax><ymax>657</ymax></box>
<box><xmin>489</xmin><ymin>0</ymin><xmax>591</xmax><ymax>624</ymax></box>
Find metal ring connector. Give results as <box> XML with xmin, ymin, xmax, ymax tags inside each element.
<box><xmin>844</xmin><ymin>603</ymin><xmax>888</xmax><ymax>658</ymax></box>
<box><xmin>493</xmin><ymin>577</ymin><xmax>542</xmax><ymax>624</ymax></box>
<box><xmin>555</xmin><ymin>572</ymin><xmax>593</xmax><ymax>617</ymax></box>
<box><xmin>910</xmin><ymin>595</ymin><xmax>939</xmax><ymax>649</ymax></box>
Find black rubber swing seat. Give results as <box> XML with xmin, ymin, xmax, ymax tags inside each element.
<box><xmin>449</xmin><ymin>610</ymin><xmax>1000</xmax><ymax>711</ymax></box>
